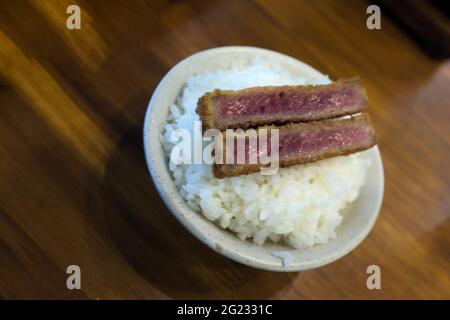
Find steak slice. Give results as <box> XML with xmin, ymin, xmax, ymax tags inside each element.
<box><xmin>213</xmin><ymin>113</ymin><xmax>376</xmax><ymax>178</ymax></box>
<box><xmin>197</xmin><ymin>77</ymin><xmax>368</xmax><ymax>131</ymax></box>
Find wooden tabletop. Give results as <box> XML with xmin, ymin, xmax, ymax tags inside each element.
<box><xmin>0</xmin><ymin>0</ymin><xmax>448</xmax><ymax>299</ymax></box>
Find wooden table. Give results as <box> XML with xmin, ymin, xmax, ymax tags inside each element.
<box><xmin>0</xmin><ymin>0</ymin><xmax>448</xmax><ymax>299</ymax></box>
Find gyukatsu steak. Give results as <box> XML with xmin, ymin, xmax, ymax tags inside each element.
<box><xmin>213</xmin><ymin>113</ymin><xmax>376</xmax><ymax>178</ymax></box>
<box><xmin>197</xmin><ymin>78</ymin><xmax>367</xmax><ymax>131</ymax></box>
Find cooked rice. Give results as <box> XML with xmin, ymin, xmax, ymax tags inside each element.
<box><xmin>160</xmin><ymin>57</ymin><xmax>371</xmax><ymax>249</ymax></box>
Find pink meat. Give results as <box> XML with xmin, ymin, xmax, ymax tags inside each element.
<box><xmin>197</xmin><ymin>78</ymin><xmax>367</xmax><ymax>131</ymax></box>
<box><xmin>213</xmin><ymin>113</ymin><xmax>375</xmax><ymax>178</ymax></box>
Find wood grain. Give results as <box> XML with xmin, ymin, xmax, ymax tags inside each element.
<box><xmin>0</xmin><ymin>0</ymin><xmax>448</xmax><ymax>299</ymax></box>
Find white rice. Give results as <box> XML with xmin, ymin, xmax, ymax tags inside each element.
<box><xmin>161</xmin><ymin>57</ymin><xmax>371</xmax><ymax>249</ymax></box>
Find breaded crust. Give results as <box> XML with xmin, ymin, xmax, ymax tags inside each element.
<box><xmin>212</xmin><ymin>113</ymin><xmax>376</xmax><ymax>178</ymax></box>
<box><xmin>196</xmin><ymin>77</ymin><xmax>367</xmax><ymax>132</ymax></box>
<box><xmin>196</xmin><ymin>93</ymin><xmax>216</xmax><ymax>132</ymax></box>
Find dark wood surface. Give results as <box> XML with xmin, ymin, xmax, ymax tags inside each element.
<box><xmin>0</xmin><ymin>0</ymin><xmax>448</xmax><ymax>299</ymax></box>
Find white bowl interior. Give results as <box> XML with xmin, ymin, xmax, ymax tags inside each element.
<box><xmin>143</xmin><ymin>46</ymin><xmax>384</xmax><ymax>271</ymax></box>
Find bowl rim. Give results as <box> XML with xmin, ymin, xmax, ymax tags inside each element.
<box><xmin>143</xmin><ymin>46</ymin><xmax>384</xmax><ymax>271</ymax></box>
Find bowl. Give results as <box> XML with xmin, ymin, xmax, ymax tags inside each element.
<box><xmin>143</xmin><ymin>46</ymin><xmax>384</xmax><ymax>271</ymax></box>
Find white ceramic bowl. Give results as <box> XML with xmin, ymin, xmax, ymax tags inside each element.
<box><xmin>143</xmin><ymin>46</ymin><xmax>384</xmax><ymax>271</ymax></box>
